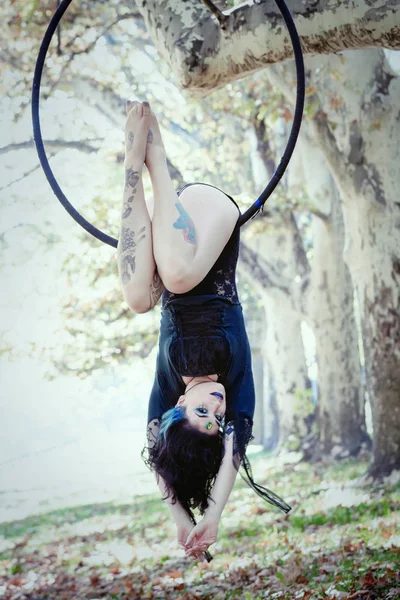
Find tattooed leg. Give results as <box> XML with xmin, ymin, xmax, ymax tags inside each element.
<box><xmin>148</xmin><ymin>269</ymin><xmax>164</xmax><ymax>307</ymax></box>
<box><xmin>173</xmin><ymin>202</ymin><xmax>196</xmax><ymax>245</ymax></box>
<box><xmin>148</xmin><ymin>166</ymin><xmax>197</xmax><ymax>290</ymax></box>
<box><xmin>119</xmin><ymin>224</ymin><xmax>146</xmax><ymax>281</ymax></box>
<box><xmin>121</xmin><ymin>254</ymin><xmax>136</xmax><ymax>284</ymax></box>
<box><xmin>145</xmin><ymin>109</ymin><xmax>167</xmax><ymax>173</ymax></box>
<box><xmin>124</xmin><ymin>101</ymin><xmax>150</xmax><ymax>168</ymax></box>
<box><xmin>128</xmin><ymin>105</ymin><xmax>236</xmax><ymax>298</ymax></box>
<box><xmin>117</xmin><ymin>101</ymin><xmax>164</xmax><ymax>313</ymax></box>
<box><xmin>125</xmin><ymin>168</ymin><xmax>140</xmax><ymax>191</ymax></box>
<box><xmin>122</xmin><ymin>195</ymin><xmax>134</xmax><ymax>220</ymax></box>
<box><xmin>122</xmin><ymin>168</ymin><xmax>139</xmax><ymax>213</ymax></box>
<box><xmin>150</xmin><ymin>167</ymin><xmax>239</xmax><ymax>294</ymax></box>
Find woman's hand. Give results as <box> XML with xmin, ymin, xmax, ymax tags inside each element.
<box><xmin>184</xmin><ymin>516</ymin><xmax>219</xmax><ymax>559</ymax></box>
<box><xmin>175</xmin><ymin>514</ymin><xmax>194</xmax><ymax>552</ymax></box>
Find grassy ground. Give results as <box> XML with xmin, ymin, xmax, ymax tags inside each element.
<box><xmin>0</xmin><ymin>453</ymin><xmax>399</xmax><ymax>599</ymax></box>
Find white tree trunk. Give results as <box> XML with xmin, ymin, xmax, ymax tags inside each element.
<box><xmin>241</xmin><ymin>126</ymin><xmax>313</xmax><ymax>451</ymax></box>
<box><xmin>243</xmin><ymin>223</ymin><xmax>311</xmax><ymax>451</ymax></box>
<box><xmin>295</xmin><ymin>142</ymin><xmax>370</xmax><ymax>458</ymax></box>
<box><xmin>135</xmin><ymin>0</ymin><xmax>400</xmax><ymax>95</ymax></box>
<box><xmin>264</xmin><ymin>296</ymin><xmax>310</xmax><ymax>451</ymax></box>
<box><xmin>310</xmin><ymin>50</ymin><xmax>400</xmax><ymax>476</ymax></box>
<box><xmin>246</xmin><ymin>317</ymin><xmax>265</xmax><ymax>446</ymax></box>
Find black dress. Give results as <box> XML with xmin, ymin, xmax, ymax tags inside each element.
<box><xmin>144</xmin><ymin>184</ymin><xmax>291</xmax><ymax>514</ymax></box>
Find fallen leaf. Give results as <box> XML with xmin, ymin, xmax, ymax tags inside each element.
<box><xmin>165</xmin><ymin>569</ymin><xmax>183</xmax><ymax>579</ymax></box>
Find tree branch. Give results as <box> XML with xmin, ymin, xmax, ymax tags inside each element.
<box><xmin>309</xmin><ymin>207</ymin><xmax>331</xmax><ymax>222</ymax></box>
<box><xmin>311</xmin><ymin>117</ymin><xmax>354</xmax><ymax>194</ymax></box>
<box><xmin>104</xmin><ymin>307</ymin><xmax>132</xmax><ymax>325</ymax></box>
<box><xmin>252</xmin><ymin>118</ymin><xmax>276</xmax><ymax>179</ymax></box>
<box><xmin>0</xmin><ymin>139</ymin><xmax>102</xmax><ymax>155</ymax></box>
<box><xmin>199</xmin><ymin>0</ymin><xmax>229</xmax><ymax>29</ymax></box>
<box><xmin>0</xmin><ymin>163</ymin><xmax>42</xmax><ymax>191</ymax></box>
<box><xmin>239</xmin><ymin>240</ymin><xmax>292</xmax><ymax>295</ymax></box>
<box><xmin>135</xmin><ymin>0</ymin><xmax>400</xmax><ymax>96</ymax></box>
<box><xmin>48</xmin><ymin>13</ymin><xmax>146</xmax><ymax>95</ymax></box>
<box><xmin>166</xmin><ymin>158</ymin><xmax>186</xmax><ymax>189</ymax></box>
<box><xmin>289</xmin><ymin>212</ymin><xmax>311</xmax><ymax>277</ymax></box>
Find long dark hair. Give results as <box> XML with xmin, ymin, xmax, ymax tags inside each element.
<box><xmin>143</xmin><ymin>406</ymin><xmax>225</xmax><ymax>515</ymax></box>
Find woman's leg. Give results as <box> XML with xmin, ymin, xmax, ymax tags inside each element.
<box><xmin>146</xmin><ymin>112</ymin><xmax>240</xmax><ymax>294</ymax></box>
<box><xmin>117</xmin><ymin>101</ymin><xmax>164</xmax><ymax>313</ymax></box>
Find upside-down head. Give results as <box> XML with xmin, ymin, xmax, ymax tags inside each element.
<box><xmin>145</xmin><ymin>405</ymin><xmax>225</xmax><ymax>515</ymax></box>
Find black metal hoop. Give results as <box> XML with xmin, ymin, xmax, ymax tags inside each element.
<box><xmin>32</xmin><ymin>0</ymin><xmax>305</xmax><ymax>248</ymax></box>
<box><xmin>238</xmin><ymin>0</ymin><xmax>305</xmax><ymax>227</ymax></box>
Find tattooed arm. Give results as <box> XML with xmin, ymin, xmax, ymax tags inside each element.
<box><xmin>117</xmin><ymin>165</ymin><xmax>164</xmax><ymax>312</ymax></box>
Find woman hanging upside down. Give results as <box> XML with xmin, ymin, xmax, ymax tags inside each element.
<box><xmin>117</xmin><ymin>101</ymin><xmax>291</xmax><ymax>562</ymax></box>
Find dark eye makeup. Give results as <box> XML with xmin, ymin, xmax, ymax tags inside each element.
<box><xmin>196</xmin><ymin>405</ymin><xmax>224</xmax><ymax>423</ymax></box>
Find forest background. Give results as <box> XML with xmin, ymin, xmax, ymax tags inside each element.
<box><xmin>1</xmin><ymin>1</ymin><xmax>400</xmax><ymax>598</ymax></box>
<box><xmin>1</xmin><ymin>2</ymin><xmax>400</xmax><ymax>597</ymax></box>
<box><xmin>1</xmin><ymin>0</ymin><xmax>400</xmax><ymax>518</ymax></box>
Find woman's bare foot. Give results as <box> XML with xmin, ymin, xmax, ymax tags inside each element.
<box><xmin>145</xmin><ymin>109</ymin><xmax>167</xmax><ymax>173</ymax></box>
<box><xmin>124</xmin><ymin>101</ymin><xmax>151</xmax><ymax>170</ymax></box>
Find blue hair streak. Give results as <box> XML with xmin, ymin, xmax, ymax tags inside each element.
<box><xmin>159</xmin><ymin>405</ymin><xmax>186</xmax><ymax>440</ymax></box>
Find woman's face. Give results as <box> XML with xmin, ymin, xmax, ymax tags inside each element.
<box><xmin>175</xmin><ymin>381</ymin><xmax>226</xmax><ymax>435</ymax></box>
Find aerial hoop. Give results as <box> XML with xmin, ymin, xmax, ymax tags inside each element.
<box><xmin>32</xmin><ymin>0</ymin><xmax>305</xmax><ymax>248</ymax></box>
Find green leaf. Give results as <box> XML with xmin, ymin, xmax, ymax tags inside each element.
<box><xmin>11</xmin><ymin>564</ymin><xmax>24</xmax><ymax>575</ymax></box>
<box><xmin>275</xmin><ymin>571</ymin><xmax>286</xmax><ymax>584</ymax></box>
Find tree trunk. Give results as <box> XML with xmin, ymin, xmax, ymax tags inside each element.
<box><xmin>135</xmin><ymin>1</ymin><xmax>400</xmax><ymax>95</ymax></box>
<box><xmin>242</xmin><ymin>125</ymin><xmax>313</xmax><ymax>451</ymax></box>
<box><xmin>310</xmin><ymin>50</ymin><xmax>400</xmax><ymax>477</ymax></box>
<box><xmin>242</xmin><ymin>223</ymin><xmax>311</xmax><ymax>451</ymax></box>
<box><xmin>246</xmin><ymin>318</ymin><xmax>265</xmax><ymax>446</ymax></box>
<box><xmin>295</xmin><ymin>142</ymin><xmax>371</xmax><ymax>460</ymax></box>
<box><xmin>264</xmin><ymin>295</ymin><xmax>311</xmax><ymax>452</ymax></box>
<box><xmin>262</xmin><ymin>351</ymin><xmax>279</xmax><ymax>451</ymax></box>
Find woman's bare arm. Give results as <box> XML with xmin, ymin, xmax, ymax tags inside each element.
<box><xmin>117</xmin><ymin>173</ymin><xmax>155</xmax><ymax>313</ymax></box>
<box><xmin>203</xmin><ymin>427</ymin><xmax>238</xmax><ymax>521</ymax></box>
<box><xmin>184</xmin><ymin>428</ymin><xmax>238</xmax><ymax>557</ymax></box>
